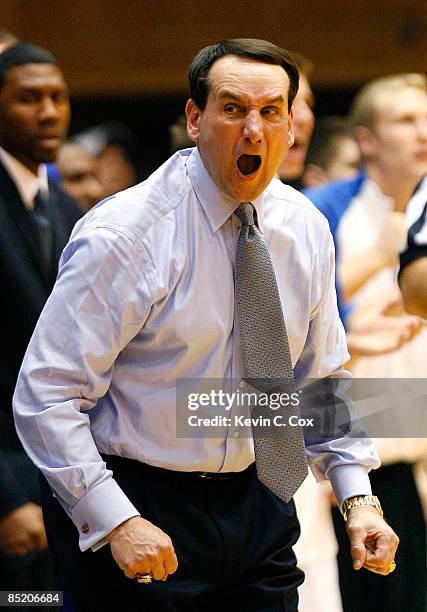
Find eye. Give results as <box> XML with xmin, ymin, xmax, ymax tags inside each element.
<box><xmin>51</xmin><ymin>90</ymin><xmax>69</xmax><ymax>104</ymax></box>
<box><xmin>66</xmin><ymin>172</ymin><xmax>86</xmax><ymax>183</ymax></box>
<box><xmin>398</xmin><ymin>115</ymin><xmax>416</xmax><ymax>124</ymax></box>
<box><xmin>262</xmin><ymin>106</ymin><xmax>279</xmax><ymax>116</ymax></box>
<box><xmin>224</xmin><ymin>103</ymin><xmax>240</xmax><ymax>115</ymax></box>
<box><xmin>19</xmin><ymin>92</ymin><xmax>38</xmax><ymax>104</ymax></box>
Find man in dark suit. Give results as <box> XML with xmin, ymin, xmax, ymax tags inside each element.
<box><xmin>0</xmin><ymin>42</ymin><xmax>81</xmax><ymax>592</ymax></box>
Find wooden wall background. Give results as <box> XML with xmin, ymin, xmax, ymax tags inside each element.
<box><xmin>2</xmin><ymin>0</ymin><xmax>427</xmax><ymax>98</ymax></box>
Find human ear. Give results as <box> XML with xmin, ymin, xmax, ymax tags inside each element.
<box><xmin>185</xmin><ymin>99</ymin><xmax>201</xmax><ymax>143</ymax></box>
<box><xmin>354</xmin><ymin>126</ymin><xmax>375</xmax><ymax>161</ymax></box>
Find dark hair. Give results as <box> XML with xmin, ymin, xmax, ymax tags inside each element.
<box><xmin>0</xmin><ymin>41</ymin><xmax>57</xmax><ymax>89</ymax></box>
<box><xmin>306</xmin><ymin>116</ymin><xmax>355</xmax><ymax>170</ymax></box>
<box><xmin>188</xmin><ymin>38</ymin><xmax>299</xmax><ymax>111</ymax></box>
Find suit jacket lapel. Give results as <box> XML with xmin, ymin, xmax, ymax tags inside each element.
<box><xmin>0</xmin><ymin>160</ymin><xmax>49</xmax><ymax>285</ymax></box>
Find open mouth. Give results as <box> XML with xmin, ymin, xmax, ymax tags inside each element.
<box><xmin>237</xmin><ymin>154</ymin><xmax>261</xmax><ymax>176</ymax></box>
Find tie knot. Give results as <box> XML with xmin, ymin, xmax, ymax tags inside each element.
<box><xmin>235</xmin><ymin>202</ymin><xmax>255</xmax><ymax>226</ymax></box>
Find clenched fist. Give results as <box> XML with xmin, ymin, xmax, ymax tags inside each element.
<box><xmin>107</xmin><ymin>516</ymin><xmax>178</xmax><ymax>581</ymax></box>
<box><xmin>346</xmin><ymin>506</ymin><xmax>399</xmax><ymax>575</ymax></box>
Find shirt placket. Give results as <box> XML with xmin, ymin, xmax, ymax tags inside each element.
<box><xmin>220</xmin><ymin>213</ymin><xmax>254</xmax><ymax>472</ymax></box>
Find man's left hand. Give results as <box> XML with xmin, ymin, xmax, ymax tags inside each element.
<box><xmin>346</xmin><ymin>506</ymin><xmax>399</xmax><ymax>575</ymax></box>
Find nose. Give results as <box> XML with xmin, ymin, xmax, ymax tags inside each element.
<box><xmin>243</xmin><ymin>110</ymin><xmax>263</xmax><ymax>144</ymax></box>
<box><xmin>38</xmin><ymin>96</ymin><xmax>60</xmax><ymax>122</ymax></box>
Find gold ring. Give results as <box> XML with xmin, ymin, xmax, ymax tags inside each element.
<box><xmin>387</xmin><ymin>560</ymin><xmax>396</xmax><ymax>574</ymax></box>
<box><xmin>136</xmin><ymin>573</ymin><xmax>153</xmax><ymax>584</ymax></box>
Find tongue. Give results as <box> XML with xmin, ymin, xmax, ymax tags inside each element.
<box><xmin>237</xmin><ymin>154</ymin><xmax>260</xmax><ymax>175</ymax></box>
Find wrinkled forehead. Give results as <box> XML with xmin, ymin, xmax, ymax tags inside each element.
<box><xmin>207</xmin><ymin>55</ymin><xmax>290</xmax><ymax>100</ymax></box>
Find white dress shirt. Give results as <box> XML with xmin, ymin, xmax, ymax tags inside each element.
<box><xmin>0</xmin><ymin>145</ymin><xmax>48</xmax><ymax>208</ymax></box>
<box><xmin>13</xmin><ymin>147</ymin><xmax>379</xmax><ymax>551</ymax></box>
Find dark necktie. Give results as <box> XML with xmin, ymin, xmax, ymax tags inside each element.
<box><xmin>33</xmin><ymin>190</ymin><xmax>53</xmax><ymax>278</ymax></box>
<box><xmin>235</xmin><ymin>202</ymin><xmax>308</xmax><ymax>502</ymax></box>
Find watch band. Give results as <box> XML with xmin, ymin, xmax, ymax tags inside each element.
<box><xmin>341</xmin><ymin>495</ymin><xmax>383</xmax><ymax>521</ymax></box>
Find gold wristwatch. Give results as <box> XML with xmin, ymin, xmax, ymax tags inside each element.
<box><xmin>341</xmin><ymin>495</ymin><xmax>383</xmax><ymax>521</ymax></box>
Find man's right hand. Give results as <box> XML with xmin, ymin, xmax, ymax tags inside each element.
<box><xmin>107</xmin><ymin>516</ymin><xmax>178</xmax><ymax>581</ymax></box>
<box><xmin>0</xmin><ymin>502</ymin><xmax>48</xmax><ymax>557</ymax></box>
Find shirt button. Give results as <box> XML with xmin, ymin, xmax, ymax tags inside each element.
<box><xmin>233</xmin><ymin>431</ymin><xmax>240</xmax><ymax>438</ymax></box>
<box><xmin>81</xmin><ymin>523</ymin><xmax>90</xmax><ymax>534</ymax></box>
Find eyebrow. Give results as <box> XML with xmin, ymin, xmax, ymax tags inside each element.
<box><xmin>217</xmin><ymin>91</ymin><xmax>286</xmax><ymax>105</ymax></box>
<box><xmin>16</xmin><ymin>80</ymin><xmax>68</xmax><ymax>90</ymax></box>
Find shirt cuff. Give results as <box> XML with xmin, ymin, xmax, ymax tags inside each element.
<box><xmin>71</xmin><ymin>478</ymin><xmax>140</xmax><ymax>551</ymax></box>
<box><xmin>328</xmin><ymin>463</ymin><xmax>373</xmax><ymax>508</ymax></box>
<box><xmin>91</xmin><ymin>536</ymin><xmax>109</xmax><ymax>552</ymax></box>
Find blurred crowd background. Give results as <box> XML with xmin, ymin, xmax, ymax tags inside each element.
<box><xmin>3</xmin><ymin>1</ymin><xmax>427</xmax><ymax>178</ymax></box>
<box><xmin>1</xmin><ymin>2</ymin><xmax>427</xmax><ymax>611</ymax></box>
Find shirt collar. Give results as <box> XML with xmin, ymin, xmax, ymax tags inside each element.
<box><xmin>186</xmin><ymin>146</ymin><xmax>265</xmax><ymax>233</ymax></box>
<box><xmin>361</xmin><ymin>176</ymin><xmax>394</xmax><ymax>212</ymax></box>
<box><xmin>0</xmin><ymin>146</ymin><xmax>48</xmax><ymax>210</ymax></box>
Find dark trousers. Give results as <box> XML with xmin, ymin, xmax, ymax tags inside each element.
<box><xmin>0</xmin><ymin>548</ymin><xmax>57</xmax><ymax>612</ymax></box>
<box><xmin>332</xmin><ymin>462</ymin><xmax>426</xmax><ymax>612</ymax></box>
<box><xmin>41</xmin><ymin>458</ymin><xmax>303</xmax><ymax>612</ymax></box>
